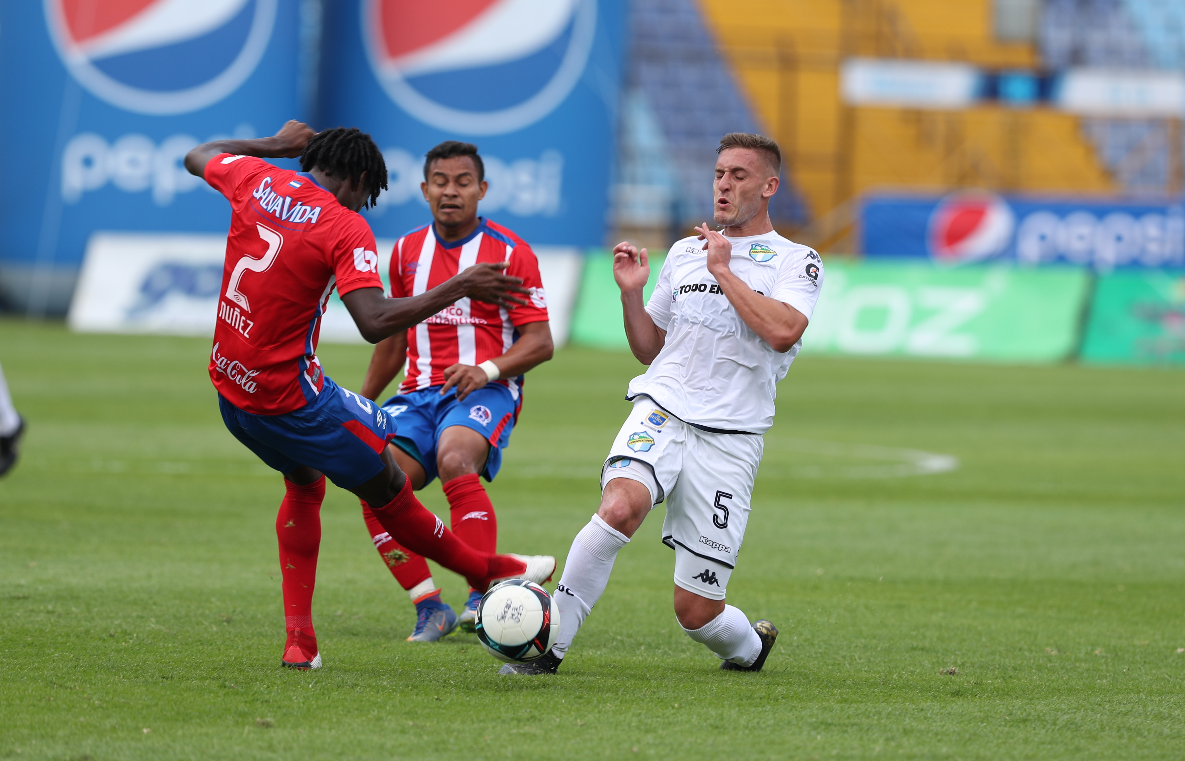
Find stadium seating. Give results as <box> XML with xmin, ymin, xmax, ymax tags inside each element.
<box><xmin>612</xmin><ymin>0</ymin><xmax>810</xmax><ymax>237</ymax></box>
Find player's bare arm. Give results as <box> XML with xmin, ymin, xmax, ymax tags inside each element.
<box><xmin>342</xmin><ymin>263</ymin><xmax>530</xmax><ymax>344</ymax></box>
<box><xmin>439</xmin><ymin>320</ymin><xmax>554</xmax><ymax>401</ymax></box>
<box><xmin>184</xmin><ymin>120</ymin><xmax>313</xmax><ymax>178</ymax></box>
<box><xmin>613</xmin><ymin>241</ymin><xmax>666</xmax><ymax>364</ymax></box>
<box><xmin>697</xmin><ymin>224</ymin><xmax>808</xmax><ymax>352</ymax></box>
<box><xmin>360</xmin><ymin>331</ymin><xmax>408</xmax><ymax>401</ymax></box>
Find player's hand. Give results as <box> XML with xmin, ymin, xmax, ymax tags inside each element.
<box><xmin>272</xmin><ymin>120</ymin><xmax>315</xmax><ymax>157</ymax></box>
<box><xmin>440</xmin><ymin>363</ymin><xmax>491</xmax><ymax>401</ymax></box>
<box><xmin>697</xmin><ymin>223</ymin><xmax>732</xmax><ymax>277</ymax></box>
<box><xmin>458</xmin><ymin>262</ymin><xmax>530</xmax><ymax>308</ymax></box>
<box><xmin>612</xmin><ymin>241</ymin><xmax>649</xmax><ymax>293</ymax></box>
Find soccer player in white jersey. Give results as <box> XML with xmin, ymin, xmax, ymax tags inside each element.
<box><xmin>0</xmin><ymin>361</ymin><xmax>24</xmax><ymax>476</ymax></box>
<box><xmin>500</xmin><ymin>133</ymin><xmax>824</xmax><ymax>675</ymax></box>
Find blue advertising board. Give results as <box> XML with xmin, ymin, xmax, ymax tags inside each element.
<box><xmin>0</xmin><ymin>0</ymin><xmax>302</xmax><ymax>314</ymax></box>
<box><xmin>861</xmin><ymin>192</ymin><xmax>1185</xmax><ymax>270</ymax></box>
<box><xmin>318</xmin><ymin>0</ymin><xmax>625</xmax><ymax>247</ymax></box>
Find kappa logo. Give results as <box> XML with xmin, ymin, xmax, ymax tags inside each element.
<box><xmin>468</xmin><ymin>405</ymin><xmax>493</xmax><ymax>426</ymax></box>
<box><xmin>363</xmin><ymin>0</ymin><xmax>598</xmax><ymax>135</ymax></box>
<box><xmin>692</xmin><ymin>569</ymin><xmax>720</xmax><ymax>587</ymax></box>
<box><xmin>646</xmin><ymin>409</ymin><xmax>669</xmax><ymax>428</ymax></box>
<box><xmin>626</xmin><ymin>431</ymin><xmax>655</xmax><ymax>452</ymax></box>
<box><xmin>748</xmin><ymin>243</ymin><xmax>777</xmax><ymax>263</ymax></box>
<box><xmin>45</xmin><ymin>0</ymin><xmax>277</xmax><ymax>115</ymax></box>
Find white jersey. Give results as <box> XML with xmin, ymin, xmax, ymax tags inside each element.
<box><xmin>627</xmin><ymin>231</ymin><xmax>824</xmax><ymax>434</ymax></box>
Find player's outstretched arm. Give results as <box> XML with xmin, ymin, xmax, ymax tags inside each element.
<box><xmin>342</xmin><ymin>263</ymin><xmax>530</xmax><ymax>344</ymax></box>
<box><xmin>183</xmin><ymin>120</ymin><xmax>314</xmax><ymax>179</ymax></box>
<box><xmin>439</xmin><ymin>320</ymin><xmax>554</xmax><ymax>401</ymax></box>
<box><xmin>613</xmin><ymin>242</ymin><xmax>666</xmax><ymax>364</ymax></box>
<box><xmin>360</xmin><ymin>332</ymin><xmax>408</xmax><ymax>401</ymax></box>
<box><xmin>697</xmin><ymin>224</ymin><xmax>809</xmax><ymax>352</ymax></box>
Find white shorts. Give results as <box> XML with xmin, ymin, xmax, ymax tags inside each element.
<box><xmin>600</xmin><ymin>397</ymin><xmax>763</xmax><ymax>600</ymax></box>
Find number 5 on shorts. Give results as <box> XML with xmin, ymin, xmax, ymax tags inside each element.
<box><xmin>713</xmin><ymin>490</ymin><xmax>732</xmax><ymax>529</ymax></box>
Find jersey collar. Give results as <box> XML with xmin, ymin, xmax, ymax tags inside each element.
<box><xmin>433</xmin><ymin>217</ymin><xmax>486</xmax><ymax>250</ymax></box>
<box><xmin>297</xmin><ymin>172</ymin><xmax>329</xmax><ymax>192</ymax></box>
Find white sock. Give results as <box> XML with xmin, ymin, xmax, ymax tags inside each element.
<box><xmin>681</xmin><ymin>605</ymin><xmax>762</xmax><ymax>666</ymax></box>
<box><xmin>551</xmin><ymin>514</ymin><xmax>630</xmax><ymax>658</ymax></box>
<box><xmin>407</xmin><ymin>578</ymin><xmax>436</xmax><ymax>602</ymax></box>
<box><xmin>0</xmin><ymin>363</ymin><xmax>18</xmax><ymax>436</ymax></box>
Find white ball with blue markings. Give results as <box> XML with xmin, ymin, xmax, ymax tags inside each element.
<box><xmin>475</xmin><ymin>579</ymin><xmax>559</xmax><ymax>663</ymax></box>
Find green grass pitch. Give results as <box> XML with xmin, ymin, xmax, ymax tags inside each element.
<box><xmin>1</xmin><ymin>318</ymin><xmax>1183</xmax><ymax>760</ymax></box>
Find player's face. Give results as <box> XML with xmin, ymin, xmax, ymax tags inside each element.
<box><xmin>712</xmin><ymin>149</ymin><xmax>777</xmax><ymax>228</ymax></box>
<box><xmin>422</xmin><ymin>157</ymin><xmax>488</xmax><ymax>229</ymax></box>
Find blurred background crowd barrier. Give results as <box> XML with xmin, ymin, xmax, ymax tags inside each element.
<box><xmin>2</xmin><ymin>0</ymin><xmax>1183</xmax><ymax>366</ymax></box>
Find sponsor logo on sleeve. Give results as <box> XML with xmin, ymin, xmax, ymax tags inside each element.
<box><xmin>801</xmin><ymin>262</ymin><xmax>820</xmax><ymax>286</ymax></box>
<box><xmin>353</xmin><ymin>247</ymin><xmax>379</xmax><ymax>273</ymax></box>
<box><xmin>626</xmin><ymin>431</ymin><xmax>655</xmax><ymax>452</ymax></box>
<box><xmin>748</xmin><ymin>243</ymin><xmax>777</xmax><ymax>263</ymax></box>
<box><xmin>607</xmin><ymin>457</ymin><xmax>633</xmax><ymax>469</ymax></box>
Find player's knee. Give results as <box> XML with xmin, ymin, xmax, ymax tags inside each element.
<box><xmin>674</xmin><ymin>588</ymin><xmax>725</xmax><ymax>631</ymax></box>
<box><xmin>597</xmin><ymin>479</ymin><xmax>650</xmax><ymax>535</ymax></box>
<box><xmin>436</xmin><ymin>448</ymin><xmax>481</xmax><ymax>482</ymax></box>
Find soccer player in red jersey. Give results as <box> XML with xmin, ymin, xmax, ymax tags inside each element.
<box><xmin>183</xmin><ymin>121</ymin><xmax>556</xmax><ymax>670</ymax></box>
<box><xmin>358</xmin><ymin>142</ymin><xmax>554</xmax><ymax>641</ymax></box>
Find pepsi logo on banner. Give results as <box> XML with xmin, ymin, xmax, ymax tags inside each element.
<box><xmin>44</xmin><ymin>0</ymin><xmax>276</xmax><ymax>115</ymax></box>
<box><xmin>927</xmin><ymin>193</ymin><xmax>1016</xmax><ymax>263</ymax></box>
<box><xmin>362</xmin><ymin>0</ymin><xmax>597</xmax><ymax>135</ymax></box>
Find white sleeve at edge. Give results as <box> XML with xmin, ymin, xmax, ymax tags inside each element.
<box><xmin>772</xmin><ymin>253</ymin><xmax>823</xmax><ymax>321</ymax></box>
<box><xmin>643</xmin><ymin>252</ymin><xmax>675</xmax><ymax>330</ymax></box>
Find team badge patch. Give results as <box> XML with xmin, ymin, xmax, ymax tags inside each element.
<box><xmin>469</xmin><ymin>405</ymin><xmax>493</xmax><ymax>426</ymax></box>
<box><xmin>608</xmin><ymin>457</ymin><xmax>633</xmax><ymax>468</ymax></box>
<box><xmin>626</xmin><ymin>432</ymin><xmax>655</xmax><ymax>452</ymax></box>
<box><xmin>748</xmin><ymin>243</ymin><xmax>777</xmax><ymax>263</ymax></box>
<box><xmin>646</xmin><ymin>409</ymin><xmax>669</xmax><ymax>428</ymax></box>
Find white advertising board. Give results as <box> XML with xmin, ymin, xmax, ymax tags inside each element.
<box><xmin>68</xmin><ymin>232</ymin><xmax>582</xmax><ymax>346</ymax></box>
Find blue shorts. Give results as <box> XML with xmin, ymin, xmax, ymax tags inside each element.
<box><xmin>381</xmin><ymin>383</ymin><xmax>519</xmax><ymax>485</ymax></box>
<box><xmin>218</xmin><ymin>376</ymin><xmax>398</xmax><ymax>490</ymax></box>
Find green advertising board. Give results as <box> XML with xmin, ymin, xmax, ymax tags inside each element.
<box><xmin>804</xmin><ymin>260</ymin><xmax>1091</xmax><ymax>362</ymax></box>
<box><xmin>569</xmin><ymin>250</ymin><xmax>666</xmax><ymax>349</ymax></box>
<box><xmin>1081</xmin><ymin>270</ymin><xmax>1185</xmax><ymax>365</ymax></box>
<box><xmin>570</xmin><ymin>254</ymin><xmax>1091</xmax><ymax>362</ymax></box>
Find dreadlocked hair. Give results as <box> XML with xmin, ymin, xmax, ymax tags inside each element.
<box><xmin>300</xmin><ymin>127</ymin><xmax>388</xmax><ymax>209</ymax></box>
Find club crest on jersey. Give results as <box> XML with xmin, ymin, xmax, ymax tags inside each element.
<box><xmin>748</xmin><ymin>243</ymin><xmax>777</xmax><ymax>263</ymax></box>
<box><xmin>646</xmin><ymin>410</ymin><xmax>669</xmax><ymax>429</ymax></box>
<box><xmin>469</xmin><ymin>405</ymin><xmax>493</xmax><ymax>427</ymax></box>
<box><xmin>626</xmin><ymin>432</ymin><xmax>655</xmax><ymax>452</ymax></box>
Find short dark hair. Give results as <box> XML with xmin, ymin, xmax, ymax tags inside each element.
<box><xmin>423</xmin><ymin>141</ymin><xmax>484</xmax><ymax>182</ymax></box>
<box><xmin>300</xmin><ymin>127</ymin><xmax>388</xmax><ymax>208</ymax></box>
<box><xmin>717</xmin><ymin>132</ymin><xmax>781</xmax><ymax>176</ymax></box>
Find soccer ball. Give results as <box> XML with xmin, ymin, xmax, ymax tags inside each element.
<box><xmin>474</xmin><ymin>579</ymin><xmax>560</xmax><ymax>663</ymax></box>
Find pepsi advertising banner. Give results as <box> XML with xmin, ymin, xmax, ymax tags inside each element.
<box><xmin>861</xmin><ymin>193</ymin><xmax>1185</xmax><ymax>270</ymax></box>
<box><xmin>0</xmin><ymin>1</ymin><xmax>301</xmax><ymax>314</ymax></box>
<box><xmin>318</xmin><ymin>0</ymin><xmax>626</xmax><ymax>247</ymax></box>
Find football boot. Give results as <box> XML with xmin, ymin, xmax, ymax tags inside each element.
<box><xmin>407</xmin><ymin>600</ymin><xmax>459</xmax><ymax>642</ymax></box>
<box><xmin>498</xmin><ymin>650</ymin><xmax>562</xmax><ymax>675</ymax></box>
<box><xmin>281</xmin><ymin>629</ymin><xmax>322</xmax><ymax>670</ymax></box>
<box><xmin>457</xmin><ymin>589</ymin><xmax>483</xmax><ymax>633</ymax></box>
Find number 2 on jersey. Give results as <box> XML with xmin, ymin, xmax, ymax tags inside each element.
<box><xmin>226</xmin><ymin>223</ymin><xmax>284</xmax><ymax>313</ymax></box>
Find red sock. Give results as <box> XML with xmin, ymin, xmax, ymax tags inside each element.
<box><xmin>277</xmin><ymin>477</ymin><xmax>324</xmax><ymax>644</ymax></box>
<box><xmin>361</xmin><ymin>499</ymin><xmax>432</xmax><ymax>591</ymax></box>
<box><xmin>445</xmin><ymin>474</ymin><xmax>498</xmax><ymax>591</ymax></box>
<box><xmin>367</xmin><ymin>477</ymin><xmax>522</xmax><ymax>591</ymax></box>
